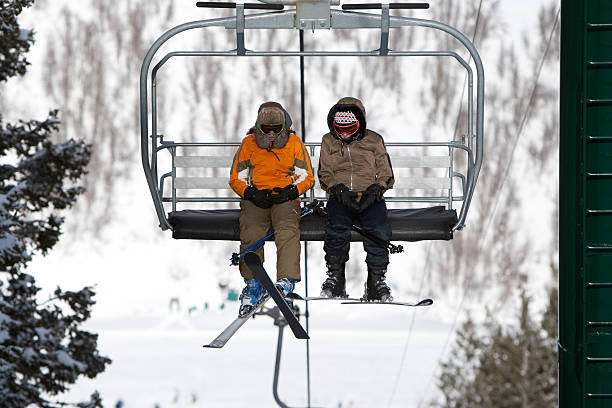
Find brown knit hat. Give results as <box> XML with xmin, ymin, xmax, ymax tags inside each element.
<box><xmin>257</xmin><ymin>102</ymin><xmax>285</xmax><ymax>125</ymax></box>
<box><xmin>254</xmin><ymin>101</ymin><xmax>290</xmax><ymax>149</ymax></box>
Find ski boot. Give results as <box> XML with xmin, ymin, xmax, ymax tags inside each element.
<box><xmin>362</xmin><ymin>266</ymin><xmax>393</xmax><ymax>302</ymax></box>
<box><xmin>320</xmin><ymin>255</ymin><xmax>348</xmax><ymax>298</ymax></box>
<box><xmin>238</xmin><ymin>278</ymin><xmax>265</xmax><ymax>317</ymax></box>
<box><xmin>275</xmin><ymin>278</ymin><xmax>296</xmax><ymax>308</ymax></box>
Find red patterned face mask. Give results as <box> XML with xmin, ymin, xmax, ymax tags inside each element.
<box><xmin>333</xmin><ymin>111</ymin><xmax>359</xmax><ymax>138</ymax></box>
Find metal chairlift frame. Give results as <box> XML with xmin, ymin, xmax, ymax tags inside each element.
<box><xmin>256</xmin><ymin>305</ymin><xmax>305</xmax><ymax>408</ymax></box>
<box><xmin>139</xmin><ymin>0</ymin><xmax>484</xmax><ymax>234</ymax></box>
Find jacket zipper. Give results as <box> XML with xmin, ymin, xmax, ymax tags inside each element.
<box><xmin>268</xmin><ymin>148</ymin><xmax>280</xmax><ymax>161</ymax></box>
<box><xmin>347</xmin><ymin>144</ymin><xmax>354</xmax><ymax>190</ymax></box>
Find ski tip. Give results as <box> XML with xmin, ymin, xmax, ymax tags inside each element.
<box><xmin>339</xmin><ymin>298</ymin><xmax>434</xmax><ymax>306</ymax></box>
<box><xmin>418</xmin><ymin>298</ymin><xmax>434</xmax><ymax>306</ymax></box>
<box><xmin>203</xmin><ymin>344</ymin><xmax>223</xmax><ymax>349</ymax></box>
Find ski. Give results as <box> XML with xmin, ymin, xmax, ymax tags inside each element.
<box><xmin>203</xmin><ymin>294</ymin><xmax>271</xmax><ymax>349</ymax></box>
<box><xmin>289</xmin><ymin>293</ymin><xmax>433</xmax><ymax>306</ymax></box>
<box><xmin>287</xmin><ymin>293</ymin><xmax>362</xmax><ymax>302</ymax></box>
<box><xmin>341</xmin><ymin>298</ymin><xmax>434</xmax><ymax>307</ymax></box>
<box><xmin>244</xmin><ymin>252</ymin><xmax>310</xmax><ymax>340</ymax></box>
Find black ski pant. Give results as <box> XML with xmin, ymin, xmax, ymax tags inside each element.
<box><xmin>323</xmin><ymin>196</ymin><xmax>391</xmax><ymax>268</ymax></box>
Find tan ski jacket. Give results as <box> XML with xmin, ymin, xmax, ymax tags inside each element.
<box><xmin>317</xmin><ymin>97</ymin><xmax>394</xmax><ymax>194</ymax></box>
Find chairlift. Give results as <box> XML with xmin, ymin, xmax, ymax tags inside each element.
<box><xmin>140</xmin><ymin>1</ymin><xmax>484</xmax><ymax>405</ymax></box>
<box><xmin>139</xmin><ymin>0</ymin><xmax>484</xmax><ymax>243</ymax></box>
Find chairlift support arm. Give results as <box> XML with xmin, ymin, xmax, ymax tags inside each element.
<box><xmin>257</xmin><ymin>305</ymin><xmax>312</xmax><ymax>408</ymax></box>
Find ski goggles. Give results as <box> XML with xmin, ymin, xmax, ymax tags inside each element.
<box><xmin>333</xmin><ymin>111</ymin><xmax>360</xmax><ymax>137</ymax></box>
<box><xmin>257</xmin><ymin>122</ymin><xmax>285</xmax><ymax>135</ymax></box>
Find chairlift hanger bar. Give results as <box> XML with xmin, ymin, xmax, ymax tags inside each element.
<box><xmin>342</xmin><ymin>3</ymin><xmax>429</xmax><ymax>10</ymax></box>
<box><xmin>196</xmin><ymin>1</ymin><xmax>284</xmax><ymax>10</ymax></box>
<box><xmin>195</xmin><ymin>1</ymin><xmax>428</xmax><ymax>10</ymax></box>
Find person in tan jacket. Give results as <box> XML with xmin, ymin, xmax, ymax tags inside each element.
<box><xmin>318</xmin><ymin>97</ymin><xmax>395</xmax><ymax>301</ymax></box>
<box><xmin>229</xmin><ymin>101</ymin><xmax>314</xmax><ymax>317</ymax></box>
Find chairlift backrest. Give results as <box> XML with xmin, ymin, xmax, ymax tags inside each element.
<box><xmin>161</xmin><ymin>141</ymin><xmax>464</xmax><ymax>241</ymax></box>
<box><xmin>163</xmin><ymin>143</ymin><xmax>465</xmax><ymax>207</ymax></box>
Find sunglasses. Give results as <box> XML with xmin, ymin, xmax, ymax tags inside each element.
<box><xmin>258</xmin><ymin>122</ymin><xmax>285</xmax><ymax>135</ymax></box>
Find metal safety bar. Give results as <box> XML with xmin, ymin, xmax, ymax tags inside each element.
<box><xmin>140</xmin><ymin>2</ymin><xmax>484</xmax><ymax>232</ymax></box>
<box><xmin>155</xmin><ymin>140</ymin><xmax>470</xmax><ymax>225</ymax></box>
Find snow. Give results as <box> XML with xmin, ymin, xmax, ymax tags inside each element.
<box><xmin>0</xmin><ymin>312</ymin><xmax>13</xmax><ymax>343</ymax></box>
<box><xmin>61</xmin><ymin>306</ymin><xmax>452</xmax><ymax>408</ymax></box>
<box><xmin>34</xmin><ymin>326</ymin><xmax>52</xmax><ymax>342</ymax></box>
<box><xmin>22</xmin><ymin>347</ymin><xmax>37</xmax><ymax>363</ymax></box>
<box><xmin>55</xmin><ymin>350</ymin><xmax>88</xmax><ymax>372</ymax></box>
<box><xmin>0</xmin><ymin>235</ymin><xmax>22</xmax><ymax>257</ymax></box>
<box><xmin>18</xmin><ymin>28</ymin><xmax>33</xmax><ymax>42</ymax></box>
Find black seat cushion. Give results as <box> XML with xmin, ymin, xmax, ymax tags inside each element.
<box><xmin>168</xmin><ymin>206</ymin><xmax>457</xmax><ymax>241</ymax></box>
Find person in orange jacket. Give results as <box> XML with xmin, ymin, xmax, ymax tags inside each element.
<box><xmin>229</xmin><ymin>101</ymin><xmax>314</xmax><ymax>317</ymax></box>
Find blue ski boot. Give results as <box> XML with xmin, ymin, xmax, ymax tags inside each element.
<box><xmin>238</xmin><ymin>278</ymin><xmax>265</xmax><ymax>317</ymax></box>
<box><xmin>275</xmin><ymin>278</ymin><xmax>295</xmax><ymax>298</ymax></box>
<box><xmin>275</xmin><ymin>278</ymin><xmax>296</xmax><ymax>309</ymax></box>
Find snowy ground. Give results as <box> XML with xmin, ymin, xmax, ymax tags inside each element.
<box><xmin>64</xmin><ymin>304</ymin><xmax>451</xmax><ymax>408</ymax></box>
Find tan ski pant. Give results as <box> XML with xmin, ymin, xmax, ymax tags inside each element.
<box><xmin>238</xmin><ymin>199</ymin><xmax>301</xmax><ymax>281</ymax></box>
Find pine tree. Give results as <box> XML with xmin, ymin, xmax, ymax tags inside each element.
<box><xmin>436</xmin><ymin>316</ymin><xmax>484</xmax><ymax>408</ymax></box>
<box><xmin>433</xmin><ymin>288</ymin><xmax>558</xmax><ymax>407</ymax></box>
<box><xmin>0</xmin><ymin>0</ymin><xmax>34</xmax><ymax>82</ymax></box>
<box><xmin>537</xmin><ymin>285</ymin><xmax>559</xmax><ymax>407</ymax></box>
<box><xmin>0</xmin><ymin>1</ymin><xmax>110</xmax><ymax>407</ymax></box>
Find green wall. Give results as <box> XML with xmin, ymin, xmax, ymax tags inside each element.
<box><xmin>560</xmin><ymin>1</ymin><xmax>612</xmax><ymax>406</ymax></box>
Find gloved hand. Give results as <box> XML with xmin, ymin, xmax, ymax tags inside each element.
<box><xmin>271</xmin><ymin>184</ymin><xmax>299</xmax><ymax>204</ymax></box>
<box><xmin>359</xmin><ymin>184</ymin><xmax>384</xmax><ymax>212</ymax></box>
<box><xmin>244</xmin><ymin>186</ymin><xmax>273</xmax><ymax>209</ymax></box>
<box><xmin>329</xmin><ymin>183</ymin><xmax>359</xmax><ymax>212</ymax></box>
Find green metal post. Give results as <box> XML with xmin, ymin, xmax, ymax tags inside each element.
<box><xmin>561</xmin><ymin>1</ymin><xmax>612</xmax><ymax>406</ymax></box>
<box><xmin>559</xmin><ymin>0</ymin><xmax>584</xmax><ymax>406</ymax></box>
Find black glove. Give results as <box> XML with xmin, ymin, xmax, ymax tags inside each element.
<box><xmin>359</xmin><ymin>184</ymin><xmax>384</xmax><ymax>212</ymax></box>
<box><xmin>244</xmin><ymin>186</ymin><xmax>273</xmax><ymax>209</ymax></box>
<box><xmin>271</xmin><ymin>184</ymin><xmax>299</xmax><ymax>204</ymax></box>
<box><xmin>329</xmin><ymin>183</ymin><xmax>360</xmax><ymax>212</ymax></box>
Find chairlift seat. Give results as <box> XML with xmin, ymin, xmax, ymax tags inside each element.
<box><xmin>140</xmin><ymin>5</ymin><xmax>484</xmax><ymax>242</ymax></box>
<box><xmin>168</xmin><ymin>206</ymin><xmax>457</xmax><ymax>241</ymax></box>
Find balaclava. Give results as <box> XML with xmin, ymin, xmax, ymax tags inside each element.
<box><xmin>333</xmin><ymin>111</ymin><xmax>360</xmax><ymax>140</ymax></box>
<box><xmin>327</xmin><ymin>96</ymin><xmax>367</xmax><ymax>143</ymax></box>
<box><xmin>254</xmin><ymin>101</ymin><xmax>290</xmax><ymax>150</ymax></box>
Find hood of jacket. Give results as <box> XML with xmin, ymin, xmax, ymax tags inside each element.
<box><xmin>252</xmin><ymin>101</ymin><xmax>293</xmax><ymax>150</ymax></box>
<box><xmin>326</xmin><ymin>96</ymin><xmax>367</xmax><ymax>143</ymax></box>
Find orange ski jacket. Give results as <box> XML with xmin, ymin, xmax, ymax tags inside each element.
<box><xmin>229</xmin><ymin>132</ymin><xmax>314</xmax><ymax>198</ymax></box>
